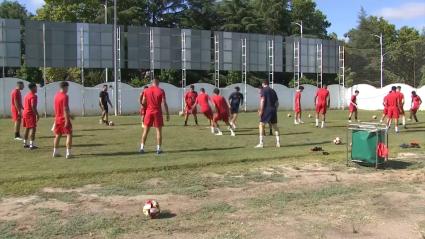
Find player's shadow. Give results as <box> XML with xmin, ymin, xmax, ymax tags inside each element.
<box><xmin>285</xmin><ymin>140</ymin><xmax>331</xmax><ymax>147</ymax></box>
<box><xmin>38</xmin><ymin>134</ymin><xmax>90</xmax><ymax>139</ymax></box>
<box><xmin>117</xmin><ymin>123</ymin><xmax>140</xmax><ymax>126</ymax></box>
<box><xmin>73</xmin><ymin>143</ymin><xmax>108</xmax><ymax>147</ymax></box>
<box><xmin>284</xmin><ymin>131</ymin><xmax>312</xmax><ymax>136</ymax></box>
<box><xmin>168</xmin><ymin>146</ymin><xmax>244</xmax><ymax>153</ymax></box>
<box><xmin>80</xmin><ymin>128</ymin><xmax>113</xmax><ymax>131</ymax></box>
<box><xmin>79</xmin><ymin>151</ymin><xmax>140</xmax><ymax>157</ymax></box>
<box><xmin>158</xmin><ymin>210</ymin><xmax>176</xmax><ymax>219</ymax></box>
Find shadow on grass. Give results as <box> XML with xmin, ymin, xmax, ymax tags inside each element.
<box><xmin>157</xmin><ymin>210</ymin><xmax>176</xmax><ymax>219</ymax></box>
<box><xmin>283</xmin><ymin>131</ymin><xmax>312</xmax><ymax>136</ymax></box>
<box><xmin>73</xmin><ymin>143</ymin><xmax>109</xmax><ymax>147</ymax></box>
<box><xmin>38</xmin><ymin>134</ymin><xmax>90</xmax><ymax>139</ymax></box>
<box><xmin>79</xmin><ymin>128</ymin><xmax>113</xmax><ymax>132</ymax></box>
<box><xmin>116</xmin><ymin>123</ymin><xmax>140</xmax><ymax>126</ymax></box>
<box><xmin>167</xmin><ymin>146</ymin><xmax>244</xmax><ymax>153</ymax></box>
<box><xmin>385</xmin><ymin>160</ymin><xmax>413</xmax><ymax>170</ymax></box>
<box><xmin>285</xmin><ymin>140</ymin><xmax>331</xmax><ymax>147</ymax></box>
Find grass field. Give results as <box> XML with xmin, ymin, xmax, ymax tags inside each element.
<box><xmin>0</xmin><ymin>110</ymin><xmax>425</xmax><ymax>239</ymax></box>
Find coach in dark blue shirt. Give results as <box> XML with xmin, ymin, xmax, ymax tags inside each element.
<box><xmin>256</xmin><ymin>80</ymin><xmax>280</xmax><ymax>148</ymax></box>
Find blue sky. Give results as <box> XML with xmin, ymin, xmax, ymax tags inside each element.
<box><xmin>17</xmin><ymin>0</ymin><xmax>425</xmax><ymax>37</ymax></box>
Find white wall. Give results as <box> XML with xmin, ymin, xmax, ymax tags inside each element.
<box><xmin>1</xmin><ymin>77</ymin><xmax>424</xmax><ymax>117</ymax></box>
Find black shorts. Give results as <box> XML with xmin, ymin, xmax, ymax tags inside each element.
<box><xmin>230</xmin><ymin>105</ymin><xmax>240</xmax><ymax>114</ymax></box>
<box><xmin>261</xmin><ymin>111</ymin><xmax>277</xmax><ymax>124</ymax></box>
<box><xmin>102</xmin><ymin>105</ymin><xmax>109</xmax><ymax>113</ymax></box>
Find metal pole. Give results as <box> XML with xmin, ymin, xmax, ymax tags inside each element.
<box><xmin>2</xmin><ymin>21</ymin><xmax>4</xmax><ymax>78</ymax></box>
<box><xmin>104</xmin><ymin>1</ymin><xmax>108</xmax><ymax>83</ymax></box>
<box><xmin>1</xmin><ymin>21</ymin><xmax>5</xmax><ymax>118</ymax></box>
<box><xmin>113</xmin><ymin>0</ymin><xmax>118</xmax><ymax>116</ymax></box>
<box><xmin>181</xmin><ymin>31</ymin><xmax>186</xmax><ymax>112</ymax></box>
<box><xmin>80</xmin><ymin>27</ymin><xmax>85</xmax><ymax>116</ymax></box>
<box><xmin>42</xmin><ymin>23</ymin><xmax>47</xmax><ymax>118</ymax></box>
<box><xmin>380</xmin><ymin>33</ymin><xmax>383</xmax><ymax>88</ymax></box>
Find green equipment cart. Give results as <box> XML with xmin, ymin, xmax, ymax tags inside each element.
<box><xmin>347</xmin><ymin>122</ymin><xmax>389</xmax><ymax>168</ymax></box>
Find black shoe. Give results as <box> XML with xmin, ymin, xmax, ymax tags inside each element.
<box><xmin>23</xmin><ymin>144</ymin><xmax>29</xmax><ymax>148</ymax></box>
<box><xmin>29</xmin><ymin>145</ymin><xmax>38</xmax><ymax>150</ymax></box>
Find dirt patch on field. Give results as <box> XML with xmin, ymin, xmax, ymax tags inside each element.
<box><xmin>1</xmin><ymin>164</ymin><xmax>425</xmax><ymax>238</ymax></box>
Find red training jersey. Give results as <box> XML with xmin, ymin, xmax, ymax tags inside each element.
<box><xmin>316</xmin><ymin>88</ymin><xmax>329</xmax><ymax>103</ymax></box>
<box><xmin>383</xmin><ymin>95</ymin><xmax>389</xmax><ymax>108</ymax></box>
<box><xmin>412</xmin><ymin>95</ymin><xmax>422</xmax><ymax>108</ymax></box>
<box><xmin>386</xmin><ymin>91</ymin><xmax>399</xmax><ymax>108</ymax></box>
<box><xmin>10</xmin><ymin>89</ymin><xmax>22</xmax><ymax>109</ymax></box>
<box><xmin>185</xmin><ymin>91</ymin><xmax>197</xmax><ymax>106</ymax></box>
<box><xmin>54</xmin><ymin>91</ymin><xmax>69</xmax><ymax>122</ymax></box>
<box><xmin>23</xmin><ymin>92</ymin><xmax>37</xmax><ymax>115</ymax></box>
<box><xmin>295</xmin><ymin>91</ymin><xmax>301</xmax><ymax>108</ymax></box>
<box><xmin>196</xmin><ymin>93</ymin><xmax>211</xmax><ymax>112</ymax></box>
<box><xmin>211</xmin><ymin>95</ymin><xmax>229</xmax><ymax>115</ymax></box>
<box><xmin>350</xmin><ymin>95</ymin><xmax>357</xmax><ymax>106</ymax></box>
<box><xmin>144</xmin><ymin>86</ymin><xmax>166</xmax><ymax>113</ymax></box>
<box><xmin>396</xmin><ymin>92</ymin><xmax>404</xmax><ymax>105</ymax></box>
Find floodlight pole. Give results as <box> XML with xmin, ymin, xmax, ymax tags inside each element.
<box><xmin>42</xmin><ymin>23</ymin><xmax>47</xmax><ymax>118</ymax></box>
<box><xmin>104</xmin><ymin>1</ymin><xmax>108</xmax><ymax>83</ymax></box>
<box><xmin>113</xmin><ymin>0</ymin><xmax>118</xmax><ymax>116</ymax></box>
<box><xmin>292</xmin><ymin>21</ymin><xmax>303</xmax><ymax>79</ymax></box>
<box><xmin>372</xmin><ymin>33</ymin><xmax>383</xmax><ymax>88</ymax></box>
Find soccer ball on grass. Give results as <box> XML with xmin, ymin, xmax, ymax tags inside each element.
<box><xmin>333</xmin><ymin>137</ymin><xmax>342</xmax><ymax>145</ymax></box>
<box><xmin>108</xmin><ymin>121</ymin><xmax>114</xmax><ymax>126</ymax></box>
<box><xmin>143</xmin><ymin>199</ymin><xmax>161</xmax><ymax>219</ymax></box>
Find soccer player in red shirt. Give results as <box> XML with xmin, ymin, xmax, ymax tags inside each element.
<box><xmin>211</xmin><ymin>88</ymin><xmax>235</xmax><ymax>136</ymax></box>
<box><xmin>409</xmin><ymin>91</ymin><xmax>422</xmax><ymax>122</ymax></box>
<box><xmin>22</xmin><ymin>83</ymin><xmax>39</xmax><ymax>149</ymax></box>
<box><xmin>140</xmin><ymin>77</ymin><xmax>170</xmax><ymax>154</ymax></box>
<box><xmin>396</xmin><ymin>86</ymin><xmax>406</xmax><ymax>128</ymax></box>
<box><xmin>294</xmin><ymin>86</ymin><xmax>304</xmax><ymax>125</ymax></box>
<box><xmin>193</xmin><ymin>88</ymin><xmax>214</xmax><ymax>133</ymax></box>
<box><xmin>380</xmin><ymin>91</ymin><xmax>392</xmax><ymax>123</ymax></box>
<box><xmin>53</xmin><ymin>81</ymin><xmax>73</xmax><ymax>159</ymax></box>
<box><xmin>348</xmin><ymin>90</ymin><xmax>359</xmax><ymax>122</ymax></box>
<box><xmin>386</xmin><ymin>86</ymin><xmax>402</xmax><ymax>133</ymax></box>
<box><xmin>184</xmin><ymin>85</ymin><xmax>198</xmax><ymax>126</ymax></box>
<box><xmin>314</xmin><ymin>84</ymin><xmax>330</xmax><ymax>128</ymax></box>
<box><xmin>139</xmin><ymin>85</ymin><xmax>149</xmax><ymax>126</ymax></box>
<box><xmin>10</xmin><ymin>81</ymin><xmax>24</xmax><ymax>140</ymax></box>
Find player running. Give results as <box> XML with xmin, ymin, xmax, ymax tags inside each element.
<box><xmin>294</xmin><ymin>86</ymin><xmax>304</xmax><ymax>125</ymax></box>
<box><xmin>348</xmin><ymin>90</ymin><xmax>359</xmax><ymax>122</ymax></box>
<box><xmin>255</xmin><ymin>80</ymin><xmax>280</xmax><ymax>148</ymax></box>
<box><xmin>385</xmin><ymin>86</ymin><xmax>402</xmax><ymax>133</ymax></box>
<box><xmin>139</xmin><ymin>85</ymin><xmax>149</xmax><ymax>126</ymax></box>
<box><xmin>184</xmin><ymin>85</ymin><xmax>198</xmax><ymax>126</ymax></box>
<box><xmin>193</xmin><ymin>88</ymin><xmax>214</xmax><ymax>133</ymax></box>
<box><xmin>228</xmin><ymin>86</ymin><xmax>244</xmax><ymax>129</ymax></box>
<box><xmin>140</xmin><ymin>77</ymin><xmax>170</xmax><ymax>154</ymax></box>
<box><xmin>22</xmin><ymin>83</ymin><xmax>39</xmax><ymax>149</ymax></box>
<box><xmin>211</xmin><ymin>88</ymin><xmax>235</xmax><ymax>136</ymax></box>
<box><xmin>380</xmin><ymin>91</ymin><xmax>392</xmax><ymax>123</ymax></box>
<box><xmin>53</xmin><ymin>82</ymin><xmax>73</xmax><ymax>159</ymax></box>
<box><xmin>409</xmin><ymin>91</ymin><xmax>422</xmax><ymax>122</ymax></box>
<box><xmin>396</xmin><ymin>86</ymin><xmax>406</xmax><ymax>128</ymax></box>
<box><xmin>314</xmin><ymin>84</ymin><xmax>330</xmax><ymax>128</ymax></box>
<box><xmin>10</xmin><ymin>81</ymin><xmax>24</xmax><ymax>140</ymax></box>
<box><xmin>99</xmin><ymin>85</ymin><xmax>113</xmax><ymax>125</ymax></box>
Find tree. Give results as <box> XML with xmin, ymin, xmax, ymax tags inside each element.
<box><xmin>289</xmin><ymin>0</ymin><xmax>330</xmax><ymax>37</ymax></box>
<box><xmin>180</xmin><ymin>0</ymin><xmax>221</xmax><ymax>30</ymax></box>
<box><xmin>217</xmin><ymin>0</ymin><xmax>260</xmax><ymax>32</ymax></box>
<box><xmin>252</xmin><ymin>0</ymin><xmax>290</xmax><ymax>35</ymax></box>
<box><xmin>0</xmin><ymin>0</ymin><xmax>30</xmax><ymax>21</ymax></box>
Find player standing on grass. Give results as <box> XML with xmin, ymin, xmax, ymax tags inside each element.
<box><xmin>140</xmin><ymin>77</ymin><xmax>170</xmax><ymax>154</ymax></box>
<box><xmin>385</xmin><ymin>86</ymin><xmax>401</xmax><ymax>133</ymax></box>
<box><xmin>53</xmin><ymin>81</ymin><xmax>73</xmax><ymax>159</ymax></box>
<box><xmin>184</xmin><ymin>85</ymin><xmax>198</xmax><ymax>126</ymax></box>
<box><xmin>348</xmin><ymin>90</ymin><xmax>359</xmax><ymax>122</ymax></box>
<box><xmin>139</xmin><ymin>85</ymin><xmax>149</xmax><ymax>126</ymax></box>
<box><xmin>255</xmin><ymin>80</ymin><xmax>280</xmax><ymax>148</ymax></box>
<box><xmin>396</xmin><ymin>86</ymin><xmax>406</xmax><ymax>128</ymax></box>
<box><xmin>194</xmin><ymin>88</ymin><xmax>214</xmax><ymax>133</ymax></box>
<box><xmin>314</xmin><ymin>84</ymin><xmax>330</xmax><ymax>128</ymax></box>
<box><xmin>22</xmin><ymin>83</ymin><xmax>39</xmax><ymax>149</ymax></box>
<box><xmin>294</xmin><ymin>86</ymin><xmax>304</xmax><ymax>125</ymax></box>
<box><xmin>228</xmin><ymin>86</ymin><xmax>244</xmax><ymax>129</ymax></box>
<box><xmin>409</xmin><ymin>91</ymin><xmax>422</xmax><ymax>122</ymax></box>
<box><xmin>99</xmin><ymin>85</ymin><xmax>113</xmax><ymax>125</ymax></box>
<box><xmin>10</xmin><ymin>81</ymin><xmax>24</xmax><ymax>140</ymax></box>
<box><xmin>211</xmin><ymin>88</ymin><xmax>235</xmax><ymax>136</ymax></box>
<box><xmin>380</xmin><ymin>91</ymin><xmax>392</xmax><ymax>123</ymax></box>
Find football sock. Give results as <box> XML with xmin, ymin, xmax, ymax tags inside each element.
<box><xmin>66</xmin><ymin>148</ymin><xmax>71</xmax><ymax>156</ymax></box>
<box><xmin>156</xmin><ymin>145</ymin><xmax>160</xmax><ymax>151</ymax></box>
<box><xmin>259</xmin><ymin>135</ymin><xmax>264</xmax><ymax>144</ymax></box>
<box><xmin>275</xmin><ymin>131</ymin><xmax>280</xmax><ymax>144</ymax></box>
<box><xmin>210</xmin><ymin>126</ymin><xmax>215</xmax><ymax>133</ymax></box>
<box><xmin>140</xmin><ymin>144</ymin><xmax>144</xmax><ymax>150</ymax></box>
<box><xmin>23</xmin><ymin>140</ymin><xmax>27</xmax><ymax>145</ymax></box>
<box><xmin>29</xmin><ymin>141</ymin><xmax>33</xmax><ymax>146</ymax></box>
<box><xmin>15</xmin><ymin>132</ymin><xmax>19</xmax><ymax>138</ymax></box>
<box><xmin>315</xmin><ymin>118</ymin><xmax>319</xmax><ymax>126</ymax></box>
<box><xmin>321</xmin><ymin>121</ymin><xmax>325</xmax><ymax>128</ymax></box>
<box><xmin>402</xmin><ymin>116</ymin><xmax>406</xmax><ymax>125</ymax></box>
<box><xmin>395</xmin><ymin>126</ymin><xmax>399</xmax><ymax>133</ymax></box>
<box><xmin>53</xmin><ymin>148</ymin><xmax>57</xmax><ymax>155</ymax></box>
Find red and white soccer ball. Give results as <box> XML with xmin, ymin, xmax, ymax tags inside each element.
<box><xmin>372</xmin><ymin>115</ymin><xmax>377</xmax><ymax>120</ymax></box>
<box><xmin>287</xmin><ymin>113</ymin><xmax>292</xmax><ymax>118</ymax></box>
<box><xmin>143</xmin><ymin>199</ymin><xmax>161</xmax><ymax>219</ymax></box>
<box><xmin>333</xmin><ymin>137</ymin><xmax>342</xmax><ymax>145</ymax></box>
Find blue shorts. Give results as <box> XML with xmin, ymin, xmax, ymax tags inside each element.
<box><xmin>260</xmin><ymin>111</ymin><xmax>277</xmax><ymax>124</ymax></box>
